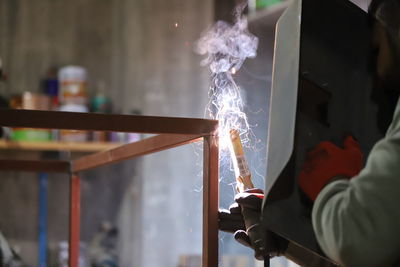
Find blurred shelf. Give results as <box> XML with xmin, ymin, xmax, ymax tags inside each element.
<box><xmin>0</xmin><ymin>140</ymin><xmax>124</xmax><ymax>152</ymax></box>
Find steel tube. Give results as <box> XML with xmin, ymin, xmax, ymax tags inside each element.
<box><xmin>72</xmin><ymin>134</ymin><xmax>202</xmax><ymax>172</ymax></box>
<box><xmin>38</xmin><ymin>173</ymin><xmax>48</xmax><ymax>267</ymax></box>
<box><xmin>0</xmin><ymin>109</ymin><xmax>218</xmax><ymax>135</ymax></box>
<box><xmin>202</xmin><ymin>135</ymin><xmax>219</xmax><ymax>267</ymax></box>
<box><xmin>69</xmin><ymin>174</ymin><xmax>81</xmax><ymax>267</ymax></box>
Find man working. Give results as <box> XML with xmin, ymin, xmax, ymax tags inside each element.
<box><xmin>220</xmin><ymin>0</ymin><xmax>400</xmax><ymax>266</ymax></box>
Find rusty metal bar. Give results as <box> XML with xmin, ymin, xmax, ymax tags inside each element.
<box><xmin>202</xmin><ymin>135</ymin><xmax>219</xmax><ymax>267</ymax></box>
<box><xmin>0</xmin><ymin>109</ymin><xmax>218</xmax><ymax>135</ymax></box>
<box><xmin>72</xmin><ymin>134</ymin><xmax>202</xmax><ymax>172</ymax></box>
<box><xmin>0</xmin><ymin>159</ymin><xmax>70</xmax><ymax>173</ymax></box>
<box><xmin>0</xmin><ymin>140</ymin><xmax>122</xmax><ymax>152</ymax></box>
<box><xmin>69</xmin><ymin>174</ymin><xmax>81</xmax><ymax>267</ymax></box>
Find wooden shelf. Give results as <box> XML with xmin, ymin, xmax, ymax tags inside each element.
<box><xmin>0</xmin><ymin>140</ymin><xmax>124</xmax><ymax>152</ymax></box>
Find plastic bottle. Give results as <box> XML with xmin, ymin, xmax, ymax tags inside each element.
<box><xmin>90</xmin><ymin>81</ymin><xmax>111</xmax><ymax>114</ymax></box>
<box><xmin>90</xmin><ymin>81</ymin><xmax>112</xmax><ymax>142</ymax></box>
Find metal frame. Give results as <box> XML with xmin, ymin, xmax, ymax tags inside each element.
<box><xmin>0</xmin><ymin>109</ymin><xmax>219</xmax><ymax>267</ymax></box>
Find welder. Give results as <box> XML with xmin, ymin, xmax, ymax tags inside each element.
<box><xmin>219</xmin><ymin>0</ymin><xmax>400</xmax><ymax>266</ymax></box>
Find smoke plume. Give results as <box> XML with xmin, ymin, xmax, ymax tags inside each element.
<box><xmin>195</xmin><ymin>4</ymin><xmax>258</xmax><ymax>149</ymax></box>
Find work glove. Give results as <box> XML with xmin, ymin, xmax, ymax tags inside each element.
<box><xmin>299</xmin><ymin>135</ymin><xmax>364</xmax><ymax>201</ymax></box>
<box><xmin>219</xmin><ymin>189</ymin><xmax>283</xmax><ymax>260</ymax></box>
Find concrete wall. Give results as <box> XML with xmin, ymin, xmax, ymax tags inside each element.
<box><xmin>0</xmin><ymin>0</ymin><xmax>114</xmax><ymax>96</ymax></box>
<box><xmin>111</xmin><ymin>0</ymin><xmax>213</xmax><ymax>266</ymax></box>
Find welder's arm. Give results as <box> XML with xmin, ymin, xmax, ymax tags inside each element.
<box><xmin>311</xmin><ymin>131</ymin><xmax>400</xmax><ymax>266</ymax></box>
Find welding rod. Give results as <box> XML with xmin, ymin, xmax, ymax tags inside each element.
<box><xmin>229</xmin><ymin>129</ymin><xmax>254</xmax><ymax>193</ymax></box>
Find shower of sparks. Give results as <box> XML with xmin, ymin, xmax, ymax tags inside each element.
<box><xmin>195</xmin><ymin>4</ymin><xmax>258</xmax><ymax>152</ymax></box>
<box><xmin>208</xmin><ymin>75</ymin><xmax>249</xmax><ymax>150</ymax></box>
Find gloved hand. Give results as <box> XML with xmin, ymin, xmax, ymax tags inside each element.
<box><xmin>299</xmin><ymin>135</ymin><xmax>364</xmax><ymax>201</ymax></box>
<box><xmin>219</xmin><ymin>188</ymin><xmax>283</xmax><ymax>260</ymax></box>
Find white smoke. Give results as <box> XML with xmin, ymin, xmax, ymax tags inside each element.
<box><xmin>195</xmin><ymin>4</ymin><xmax>258</xmax><ymax>149</ymax></box>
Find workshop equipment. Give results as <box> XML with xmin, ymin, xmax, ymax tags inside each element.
<box><xmin>58</xmin><ymin>66</ymin><xmax>88</xmax><ymax>105</ymax></box>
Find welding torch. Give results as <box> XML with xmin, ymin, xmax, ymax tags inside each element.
<box><xmin>229</xmin><ymin>129</ymin><xmax>270</xmax><ymax>266</ymax></box>
<box><xmin>229</xmin><ymin>129</ymin><xmax>255</xmax><ymax>193</ymax></box>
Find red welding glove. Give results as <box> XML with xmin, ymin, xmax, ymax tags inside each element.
<box><xmin>299</xmin><ymin>135</ymin><xmax>364</xmax><ymax>201</ymax></box>
<box><xmin>219</xmin><ymin>189</ymin><xmax>283</xmax><ymax>260</ymax></box>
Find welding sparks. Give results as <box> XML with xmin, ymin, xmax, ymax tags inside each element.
<box><xmin>195</xmin><ymin>4</ymin><xmax>259</xmax><ymax>192</ymax></box>
<box><xmin>195</xmin><ymin>4</ymin><xmax>258</xmax><ymax>151</ymax></box>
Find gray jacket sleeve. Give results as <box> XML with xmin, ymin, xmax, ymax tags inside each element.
<box><xmin>312</xmin><ymin>103</ymin><xmax>400</xmax><ymax>266</ymax></box>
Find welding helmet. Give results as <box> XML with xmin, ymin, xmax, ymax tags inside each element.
<box><xmin>369</xmin><ymin>0</ymin><xmax>400</xmax><ymax>46</ymax></box>
<box><xmin>368</xmin><ymin>0</ymin><xmax>400</xmax><ymax>134</ymax></box>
